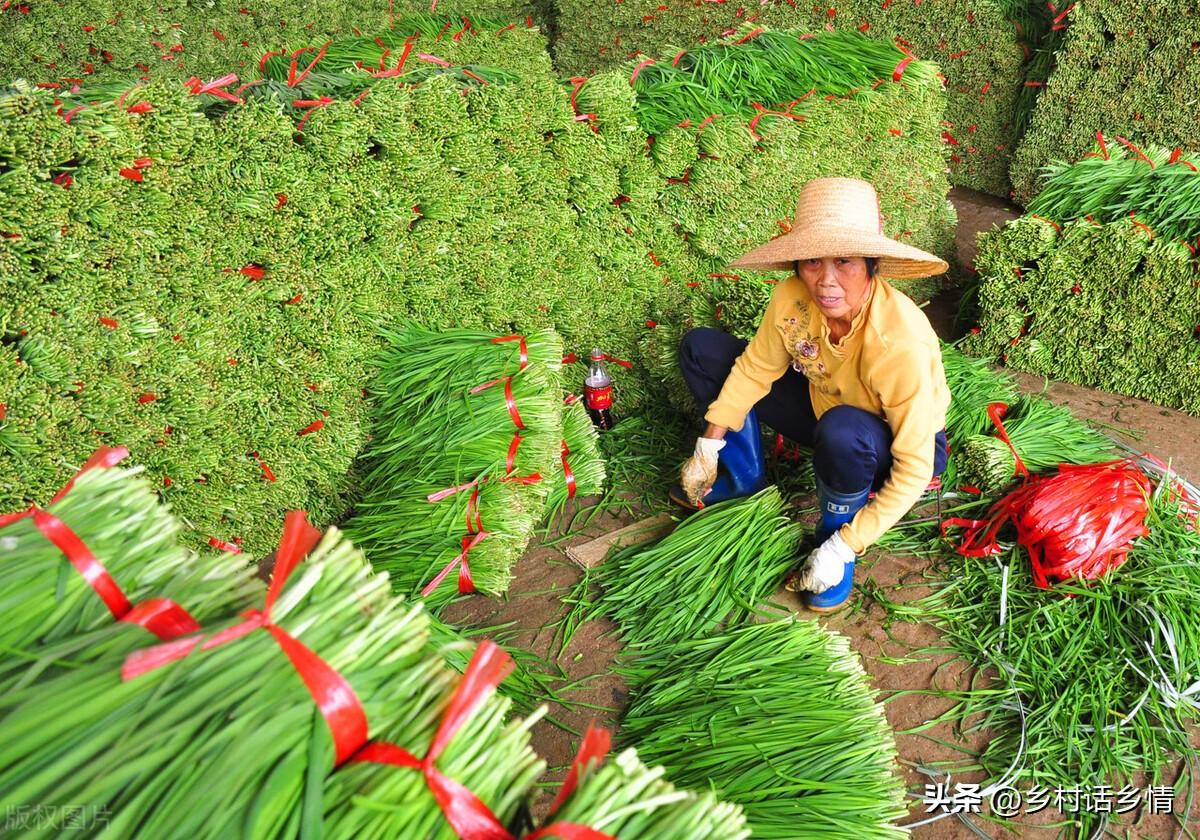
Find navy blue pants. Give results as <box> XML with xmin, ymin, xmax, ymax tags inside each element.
<box><xmin>679</xmin><ymin>328</ymin><xmax>947</xmax><ymax>493</ymax></box>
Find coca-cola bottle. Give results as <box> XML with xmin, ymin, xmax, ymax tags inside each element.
<box><xmin>584</xmin><ymin>348</ymin><xmax>615</xmax><ymax>430</ymax></box>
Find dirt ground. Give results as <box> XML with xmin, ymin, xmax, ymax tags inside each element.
<box><xmin>441</xmin><ymin>188</ymin><xmax>1200</xmax><ymax>838</ymax></box>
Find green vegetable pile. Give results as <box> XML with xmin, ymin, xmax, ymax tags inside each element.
<box><xmin>0</xmin><ymin>450</ymin><xmax>785</xmax><ymax>837</ymax></box>
<box><xmin>620</xmin><ymin>29</ymin><xmax>937</xmax><ymax>135</ymax></box>
<box><xmin>0</xmin><ymin>19</ymin><xmax>953</xmax><ymax>550</ymax></box>
<box><xmin>1</xmin><ymin>518</ymin><xmax>546</xmax><ymax>838</ymax></box>
<box><xmin>0</xmin><ymin>4</ymin><xmax>546</xmax><ymax>85</ymax></box>
<box><xmin>553</xmin><ymin>1</ymin><xmax>1029</xmax><ymax>196</ymax></box>
<box><xmin>342</xmin><ymin>325</ymin><xmax>605</xmax><ymax>606</ymax></box>
<box><xmin>546</xmin><ymin>746</ymin><xmax>751</xmax><ymax>838</ymax></box>
<box><xmin>965</xmin><ymin>141</ymin><xmax>1200</xmax><ymax>415</ymax></box>
<box><xmin>1010</xmin><ymin>0</ymin><xmax>1200</xmax><ymax>204</ymax></box>
<box><xmin>620</xmin><ymin>619</ymin><xmax>907</xmax><ymax>839</ymax></box>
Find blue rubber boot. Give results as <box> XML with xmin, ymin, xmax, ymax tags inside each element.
<box><xmin>803</xmin><ymin>476</ymin><xmax>871</xmax><ymax>612</ymax></box>
<box><xmin>669</xmin><ymin>410</ymin><xmax>767</xmax><ymax>509</ymax></box>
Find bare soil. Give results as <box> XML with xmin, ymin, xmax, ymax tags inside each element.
<box><xmin>441</xmin><ymin>188</ymin><xmax>1200</xmax><ymax>838</ymax></box>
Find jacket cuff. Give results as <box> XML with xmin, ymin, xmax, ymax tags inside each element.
<box><xmin>838</xmin><ymin>524</ymin><xmax>866</xmax><ymax>556</ymax></box>
<box><xmin>704</xmin><ymin>403</ymin><xmax>747</xmax><ymax>432</ymax></box>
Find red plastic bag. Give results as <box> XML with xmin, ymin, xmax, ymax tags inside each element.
<box><xmin>943</xmin><ymin>460</ymin><xmax>1151</xmax><ymax>588</ymax></box>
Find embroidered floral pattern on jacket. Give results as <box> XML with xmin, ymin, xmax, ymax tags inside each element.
<box><xmin>779</xmin><ymin>305</ymin><xmax>834</xmax><ymax>393</ymax></box>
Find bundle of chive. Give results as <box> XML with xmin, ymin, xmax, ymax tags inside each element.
<box><xmin>955</xmin><ymin>396</ymin><xmax>1115</xmax><ymax>494</ymax></box>
<box><xmin>941</xmin><ymin>342</ymin><xmax>1020</xmax><ymax>444</ymax></box>
<box><xmin>621</xmin><ymin>619</ymin><xmax>907</xmax><ymax>839</ymax></box>
<box><xmin>344</xmin><ymin>326</ymin><xmax>586</xmax><ymax>607</ymax></box>
<box><xmin>255</xmin><ymin>44</ymin><xmax>520</xmax><ymax>115</ymax></box>
<box><xmin>618</xmin><ymin>28</ymin><xmax>937</xmax><ymax>136</ymax></box>
<box><xmin>965</xmin><ymin>139</ymin><xmax>1200</xmax><ymax>414</ymax></box>
<box><xmin>589</xmin><ymin>487</ymin><xmax>798</xmax><ymax>650</ymax></box>
<box><xmin>258</xmin><ymin>23</ymin><xmax>525</xmax><ymax>88</ymax></box>
<box><xmin>535</xmin><ymin>747</ymin><xmax>750</xmax><ymax>838</ymax></box>
<box><xmin>0</xmin><ymin>452</ymin><xmax>260</xmax><ymax>676</ymax></box>
<box><xmin>0</xmin><ymin>524</ymin><xmax>544</xmax><ymax>838</ymax></box>
<box><xmin>544</xmin><ymin>399</ymin><xmax>607</xmax><ymax>520</ymax></box>
<box><xmin>870</xmin><ymin>483</ymin><xmax>1200</xmax><ymax>836</ymax></box>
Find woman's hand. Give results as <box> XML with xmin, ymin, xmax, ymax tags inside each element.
<box><xmin>793</xmin><ymin>532</ymin><xmax>855</xmax><ymax>593</ymax></box>
<box><xmin>680</xmin><ymin>433</ymin><xmax>726</xmax><ymax>504</ymax></box>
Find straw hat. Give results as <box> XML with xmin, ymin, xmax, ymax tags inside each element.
<box><xmin>730</xmin><ymin>177</ymin><xmax>949</xmax><ymax>279</ymax></box>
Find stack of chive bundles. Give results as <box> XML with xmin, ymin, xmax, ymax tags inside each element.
<box><xmin>619</xmin><ymin>28</ymin><xmax>936</xmax><ymax>135</ymax></box>
<box><xmin>590</xmin><ymin>487</ymin><xmax>799</xmax><ymax>650</ymax></box>
<box><xmin>343</xmin><ymin>325</ymin><xmax>603</xmax><ymax>607</ymax></box>
<box><xmin>871</xmin><ymin>484</ymin><xmax>1200</xmax><ymax>835</ymax></box>
<box><xmin>256</xmin><ymin>29</ymin><xmax>523</xmax><ymax>109</ymax></box>
<box><xmin>1009</xmin><ymin>0</ymin><xmax>1200</xmax><ymax>205</ymax></box>
<box><xmin>955</xmin><ymin>396</ymin><xmax>1115</xmax><ymax>493</ymax></box>
<box><xmin>544</xmin><ymin>747</ymin><xmax>750</xmax><ymax>838</ymax></box>
<box><xmin>0</xmin><ymin>458</ymin><xmax>261</xmax><ymax>689</ymax></box>
<box><xmin>0</xmin><ymin>524</ymin><xmax>545</xmax><ymax>838</ymax></box>
<box><xmin>636</xmin><ymin>317</ymin><xmax>699</xmax><ymax>414</ymax></box>
<box><xmin>964</xmin><ymin>140</ymin><xmax>1200</xmax><ymax>414</ymax></box>
<box><xmin>620</xmin><ymin>619</ymin><xmax>907</xmax><ymax>839</ymax></box>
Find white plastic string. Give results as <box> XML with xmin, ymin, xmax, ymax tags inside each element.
<box><xmin>899</xmin><ymin>554</ymin><xmax>1027</xmax><ymax>832</ymax></box>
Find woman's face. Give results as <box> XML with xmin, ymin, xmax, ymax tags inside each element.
<box><xmin>797</xmin><ymin>257</ymin><xmax>872</xmax><ymax>323</ymax></box>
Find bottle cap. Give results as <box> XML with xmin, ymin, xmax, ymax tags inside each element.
<box><xmin>590</xmin><ymin>347</ymin><xmax>604</xmax><ymax>361</ymax></box>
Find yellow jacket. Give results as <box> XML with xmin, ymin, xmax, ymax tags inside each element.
<box><xmin>706</xmin><ymin>276</ymin><xmax>950</xmax><ymax>553</ymax></box>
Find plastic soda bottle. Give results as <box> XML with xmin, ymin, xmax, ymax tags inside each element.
<box><xmin>584</xmin><ymin>348</ymin><xmax>615</xmax><ymax>430</ymax></box>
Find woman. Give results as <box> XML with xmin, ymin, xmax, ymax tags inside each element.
<box><xmin>671</xmin><ymin>177</ymin><xmax>950</xmax><ymax>612</ymax></box>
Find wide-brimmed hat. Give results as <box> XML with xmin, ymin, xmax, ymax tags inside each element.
<box><xmin>730</xmin><ymin>177</ymin><xmax>949</xmax><ymax>279</ymax></box>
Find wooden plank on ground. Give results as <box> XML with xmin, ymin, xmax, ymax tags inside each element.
<box><xmin>566</xmin><ymin>512</ymin><xmax>676</xmax><ymax>569</ymax></box>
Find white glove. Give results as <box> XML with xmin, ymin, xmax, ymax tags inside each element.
<box><xmin>794</xmin><ymin>532</ymin><xmax>856</xmax><ymax>594</ymax></box>
<box><xmin>679</xmin><ymin>437</ymin><xmax>725</xmax><ymax>504</ymax></box>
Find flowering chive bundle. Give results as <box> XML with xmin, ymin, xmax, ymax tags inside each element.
<box><xmin>0</xmin><ymin>453</ymin><xmax>259</xmax><ymax>661</ymax></box>
<box><xmin>544</xmin><ymin>399</ymin><xmax>606</xmax><ymax>519</ymax></box>
<box><xmin>0</xmin><ymin>524</ymin><xmax>543</xmax><ymax>838</ymax></box>
<box><xmin>617</xmin><ymin>28</ymin><xmax>936</xmax><ymax>136</ymax></box>
<box><xmin>345</xmin><ymin>326</ymin><xmax>566</xmax><ymax>605</ymax></box>
<box><xmin>591</xmin><ymin>487</ymin><xmax>798</xmax><ymax>650</ymax></box>
<box><xmin>346</xmin><ymin>476</ymin><xmax>535</xmax><ymax>608</ymax></box>
<box><xmin>620</xmin><ymin>619</ymin><xmax>907</xmax><ymax>839</ymax></box>
<box><xmin>540</xmin><ymin>747</ymin><xmax>750</xmax><ymax>839</ymax></box>
<box><xmin>362</xmin><ymin>365</ymin><xmax>563</xmax><ymax>490</ymax></box>
<box><xmin>1029</xmin><ymin>141</ymin><xmax>1200</xmax><ymax>242</ymax></box>
<box><xmin>0</xmin><ymin>540</ymin><xmax>258</xmax><ymax>695</ymax></box>
<box><xmin>955</xmin><ymin>397</ymin><xmax>1115</xmax><ymax>494</ymax></box>
<box><xmin>364</xmin><ymin>325</ymin><xmax>563</xmax><ymax>426</ymax></box>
